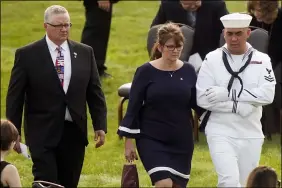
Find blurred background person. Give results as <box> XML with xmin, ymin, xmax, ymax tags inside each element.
<box><xmin>247</xmin><ymin>0</ymin><xmax>281</xmax><ymax>139</ymax></box>
<box><xmin>151</xmin><ymin>0</ymin><xmax>229</xmax><ymax>64</ymax></box>
<box><xmin>117</xmin><ymin>23</ymin><xmax>200</xmax><ymax>188</ymax></box>
<box><xmin>248</xmin><ymin>0</ymin><xmax>281</xmax><ymax>69</ymax></box>
<box><xmin>1</xmin><ymin>119</ymin><xmax>22</xmax><ymax>188</ymax></box>
<box><xmin>246</xmin><ymin>166</ymin><xmax>280</xmax><ymax>188</ymax></box>
<box><xmin>81</xmin><ymin>0</ymin><xmax>119</xmax><ymax>78</ymax></box>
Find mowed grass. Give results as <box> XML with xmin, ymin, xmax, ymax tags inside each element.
<box><xmin>1</xmin><ymin>1</ymin><xmax>280</xmax><ymax>187</ymax></box>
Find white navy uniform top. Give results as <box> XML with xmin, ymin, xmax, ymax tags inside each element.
<box><xmin>196</xmin><ymin>42</ymin><xmax>276</xmax><ymax>138</ymax></box>
<box><xmin>46</xmin><ymin>34</ymin><xmax>73</xmax><ymax>121</ymax></box>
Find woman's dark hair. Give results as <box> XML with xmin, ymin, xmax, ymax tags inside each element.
<box><xmin>246</xmin><ymin>166</ymin><xmax>279</xmax><ymax>188</ymax></box>
<box><xmin>1</xmin><ymin>119</ymin><xmax>19</xmax><ymax>151</ymax></box>
<box><xmin>247</xmin><ymin>1</ymin><xmax>279</xmax><ymax>23</ymax></box>
<box><xmin>150</xmin><ymin>22</ymin><xmax>185</xmax><ymax>60</ymax></box>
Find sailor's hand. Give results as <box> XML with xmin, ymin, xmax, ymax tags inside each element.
<box><xmin>206</xmin><ymin>86</ymin><xmax>230</xmax><ymax>104</ymax></box>
<box><xmin>236</xmin><ymin>102</ymin><xmax>256</xmax><ymax>117</ymax></box>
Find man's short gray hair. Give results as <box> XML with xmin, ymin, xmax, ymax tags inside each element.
<box><xmin>44</xmin><ymin>5</ymin><xmax>69</xmax><ymax>23</ymax></box>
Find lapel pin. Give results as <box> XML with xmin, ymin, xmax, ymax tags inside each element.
<box><xmin>73</xmin><ymin>52</ymin><xmax>77</xmax><ymax>58</ymax></box>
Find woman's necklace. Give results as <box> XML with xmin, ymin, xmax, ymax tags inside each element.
<box><xmin>168</xmin><ymin>71</ymin><xmax>176</xmax><ymax>77</ymax></box>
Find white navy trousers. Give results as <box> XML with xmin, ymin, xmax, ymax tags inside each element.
<box><xmin>206</xmin><ymin>135</ymin><xmax>264</xmax><ymax>187</ymax></box>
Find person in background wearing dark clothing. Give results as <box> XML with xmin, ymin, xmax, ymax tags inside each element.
<box><xmin>81</xmin><ymin>0</ymin><xmax>119</xmax><ymax>78</ymax></box>
<box><xmin>248</xmin><ymin>1</ymin><xmax>281</xmax><ymax>70</ymax></box>
<box><xmin>1</xmin><ymin>120</ymin><xmax>22</xmax><ymax>188</ymax></box>
<box><xmin>151</xmin><ymin>0</ymin><xmax>229</xmax><ymax>64</ymax></box>
<box><xmin>247</xmin><ymin>1</ymin><xmax>281</xmax><ymax>138</ymax></box>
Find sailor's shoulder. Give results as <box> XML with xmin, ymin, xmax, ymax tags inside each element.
<box><xmin>252</xmin><ymin>50</ymin><xmax>272</xmax><ymax>67</ymax></box>
<box><xmin>204</xmin><ymin>48</ymin><xmax>223</xmax><ymax>61</ymax></box>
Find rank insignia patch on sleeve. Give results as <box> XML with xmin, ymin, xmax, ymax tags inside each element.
<box><xmin>264</xmin><ymin>68</ymin><xmax>274</xmax><ymax>82</ymax></box>
<box><xmin>264</xmin><ymin>75</ymin><xmax>274</xmax><ymax>82</ymax></box>
<box><xmin>266</xmin><ymin>68</ymin><xmax>272</xmax><ymax>74</ymax></box>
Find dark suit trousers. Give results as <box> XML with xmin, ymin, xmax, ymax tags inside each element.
<box><xmin>30</xmin><ymin>121</ymin><xmax>85</xmax><ymax>188</ymax></box>
<box><xmin>81</xmin><ymin>5</ymin><xmax>112</xmax><ymax>74</ymax></box>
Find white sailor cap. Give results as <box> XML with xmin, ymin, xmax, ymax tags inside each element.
<box><xmin>220</xmin><ymin>13</ymin><xmax>252</xmax><ymax>28</ymax></box>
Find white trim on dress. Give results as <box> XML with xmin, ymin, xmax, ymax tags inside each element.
<box><xmin>148</xmin><ymin>167</ymin><xmax>190</xmax><ymax>179</ymax></box>
<box><xmin>118</xmin><ymin>126</ymin><xmax>140</xmax><ymax>134</ymax></box>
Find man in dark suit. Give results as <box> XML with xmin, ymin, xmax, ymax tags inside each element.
<box><xmin>151</xmin><ymin>0</ymin><xmax>229</xmax><ymax>61</ymax></box>
<box><xmin>6</xmin><ymin>5</ymin><xmax>107</xmax><ymax>188</ymax></box>
<box><xmin>81</xmin><ymin>0</ymin><xmax>119</xmax><ymax>78</ymax></box>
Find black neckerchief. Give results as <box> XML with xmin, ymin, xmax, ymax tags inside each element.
<box><xmin>222</xmin><ymin>47</ymin><xmax>254</xmax><ymax>97</ymax></box>
<box><xmin>199</xmin><ymin>47</ymin><xmax>255</xmax><ymax>132</ymax></box>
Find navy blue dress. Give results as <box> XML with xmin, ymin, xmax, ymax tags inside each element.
<box><xmin>117</xmin><ymin>62</ymin><xmax>198</xmax><ymax>187</ymax></box>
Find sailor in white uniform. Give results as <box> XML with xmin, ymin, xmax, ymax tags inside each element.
<box><xmin>196</xmin><ymin>13</ymin><xmax>276</xmax><ymax>187</ymax></box>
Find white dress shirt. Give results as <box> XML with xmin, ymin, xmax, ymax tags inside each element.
<box><xmin>46</xmin><ymin>35</ymin><xmax>73</xmax><ymax>121</ymax></box>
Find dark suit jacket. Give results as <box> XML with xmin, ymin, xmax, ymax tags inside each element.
<box><xmin>6</xmin><ymin>37</ymin><xmax>107</xmax><ymax>147</ymax></box>
<box><xmin>249</xmin><ymin>8</ymin><xmax>282</xmax><ymax>69</ymax></box>
<box><xmin>151</xmin><ymin>0</ymin><xmax>229</xmax><ymax>60</ymax></box>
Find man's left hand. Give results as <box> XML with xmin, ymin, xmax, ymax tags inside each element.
<box><xmin>206</xmin><ymin>86</ymin><xmax>230</xmax><ymax>104</ymax></box>
<box><xmin>94</xmin><ymin>130</ymin><xmax>105</xmax><ymax>148</ymax></box>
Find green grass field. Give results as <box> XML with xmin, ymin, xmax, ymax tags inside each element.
<box><xmin>1</xmin><ymin>1</ymin><xmax>281</xmax><ymax>187</ymax></box>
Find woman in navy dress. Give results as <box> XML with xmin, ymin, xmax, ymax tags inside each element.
<box><xmin>117</xmin><ymin>23</ymin><xmax>199</xmax><ymax>188</ymax></box>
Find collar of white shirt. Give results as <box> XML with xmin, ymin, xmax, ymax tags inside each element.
<box><xmin>223</xmin><ymin>42</ymin><xmax>252</xmax><ymax>51</ymax></box>
<box><xmin>45</xmin><ymin>34</ymin><xmax>68</xmax><ymax>52</ymax></box>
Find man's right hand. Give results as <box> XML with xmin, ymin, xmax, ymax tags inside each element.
<box><xmin>13</xmin><ymin>135</ymin><xmax>22</xmax><ymax>154</ymax></box>
<box><xmin>205</xmin><ymin>86</ymin><xmax>230</xmax><ymax>104</ymax></box>
<box><xmin>124</xmin><ymin>138</ymin><xmax>138</xmax><ymax>163</ymax></box>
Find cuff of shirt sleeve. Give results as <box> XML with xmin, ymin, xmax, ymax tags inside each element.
<box><xmin>93</xmin><ymin>124</ymin><xmax>107</xmax><ymax>133</ymax></box>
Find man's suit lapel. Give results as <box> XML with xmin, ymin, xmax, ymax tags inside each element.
<box><xmin>40</xmin><ymin>36</ymin><xmax>66</xmax><ymax>96</ymax></box>
<box><xmin>66</xmin><ymin>40</ymin><xmax>78</xmax><ymax>95</ymax></box>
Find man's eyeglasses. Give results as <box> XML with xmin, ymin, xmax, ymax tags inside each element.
<box><xmin>165</xmin><ymin>45</ymin><xmax>183</xmax><ymax>51</ymax></box>
<box><xmin>46</xmin><ymin>23</ymin><xmax>72</xmax><ymax>29</ymax></box>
